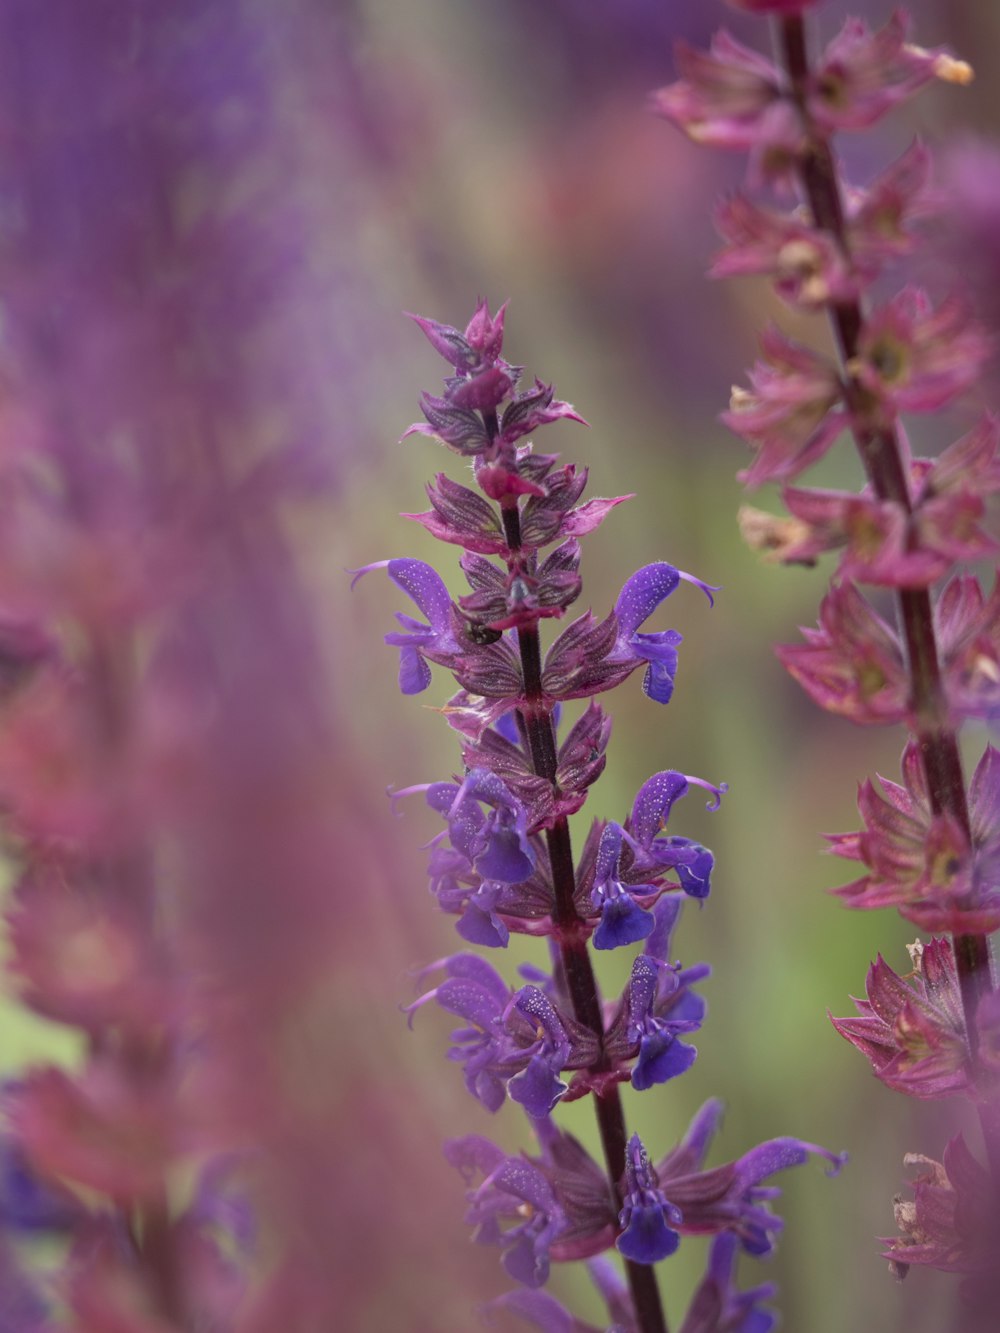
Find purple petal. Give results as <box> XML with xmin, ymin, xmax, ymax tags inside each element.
<box><xmin>386</xmin><ymin>557</ymin><xmax>453</xmax><ymax>629</ymax></box>
<box><xmin>594</xmin><ymin>895</ymin><xmax>655</xmax><ymax>951</ymax></box>
<box><xmin>476</xmin><ymin>829</ymin><xmax>534</xmax><ymax>884</ymax></box>
<box><xmin>508</xmin><ymin>1055</ymin><xmax>568</xmax><ymax>1119</ymax></box>
<box><xmin>644</xmin><ymin>897</ymin><xmax>683</xmax><ymax>961</ymax></box>
<box><xmin>632</xmin><ymin>771</ymin><xmax>691</xmax><ymax>845</ymax></box>
<box><xmin>595</xmin><ymin>822</ymin><xmax>625</xmax><ymax>882</ymax></box>
<box><xmin>397</xmin><ymin>644</ymin><xmax>431</xmax><ymax>695</ymax></box>
<box><xmin>456</xmin><ymin>901</ymin><xmax>510</xmax><ymax>948</ymax></box>
<box><xmin>434</xmin><ymin>976</ymin><xmax>505</xmax><ymax>1029</ymax></box>
<box><xmin>615</xmin><ymin>563</ymin><xmax>682</xmax><ymax>634</ymax></box>
<box><xmin>634</xmin><ymin>631</ymin><xmax>682</xmax><ymax>704</ymax></box>
<box><xmin>633</xmin><ymin>1033</ymin><xmax>698</xmax><ymax>1091</ymax></box>
<box><xmin>617</xmin><ymin>1204</ymin><xmax>681</xmax><ymax>1264</ymax></box>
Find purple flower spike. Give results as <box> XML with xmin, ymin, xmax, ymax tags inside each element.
<box><xmin>617</xmin><ymin>1134</ymin><xmax>682</xmax><ymax>1264</ymax></box>
<box><xmin>612</xmin><ymin>563</ymin><xmax>718</xmax><ymax>704</ymax></box>
<box><xmin>592</xmin><ymin>823</ymin><xmax>658</xmax><ymax>950</ymax></box>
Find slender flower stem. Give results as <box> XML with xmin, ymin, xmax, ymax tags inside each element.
<box><xmin>139</xmin><ymin>1194</ymin><xmax>183</xmax><ymax>1325</ymax></box>
<box><xmin>499</xmin><ymin>494</ymin><xmax>669</xmax><ymax>1333</ymax></box>
<box><xmin>777</xmin><ymin>12</ymin><xmax>1000</xmax><ymax>1177</ymax></box>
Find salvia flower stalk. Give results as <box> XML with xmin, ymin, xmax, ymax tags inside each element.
<box><xmin>653</xmin><ymin>0</ymin><xmax>1000</xmax><ymax>1322</ymax></box>
<box><xmin>359</xmin><ymin>300</ymin><xmax>844</xmax><ymax>1331</ymax></box>
<box><xmin>0</xmin><ymin>0</ymin><xmax>363</xmax><ymax>1325</ymax></box>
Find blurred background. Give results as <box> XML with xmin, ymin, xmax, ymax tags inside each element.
<box><xmin>3</xmin><ymin>0</ymin><xmax>1000</xmax><ymax>1329</ymax></box>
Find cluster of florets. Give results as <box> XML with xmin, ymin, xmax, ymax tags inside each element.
<box><xmin>361</xmin><ymin>300</ymin><xmax>843</xmax><ymax>1329</ymax></box>
<box><xmin>654</xmin><ymin>0</ymin><xmax>999</xmax><ymax>1297</ymax></box>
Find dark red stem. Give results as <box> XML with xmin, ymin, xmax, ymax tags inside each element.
<box><xmin>498</xmin><ymin>493</ymin><xmax>669</xmax><ymax>1333</ymax></box>
<box><xmin>777</xmin><ymin>14</ymin><xmax>1000</xmax><ymax>1178</ymax></box>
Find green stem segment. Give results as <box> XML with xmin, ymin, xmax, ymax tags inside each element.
<box><xmin>499</xmin><ymin>495</ymin><xmax>669</xmax><ymax>1333</ymax></box>
<box><xmin>777</xmin><ymin>15</ymin><xmax>999</xmax><ymax>1178</ymax></box>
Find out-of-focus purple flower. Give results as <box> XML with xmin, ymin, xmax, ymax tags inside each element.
<box><xmin>0</xmin><ymin>1131</ymin><xmax>85</xmax><ymax>1233</ymax></box>
<box><xmin>483</xmin><ymin>1286</ymin><xmax>603</xmax><ymax>1332</ymax></box>
<box><xmin>0</xmin><ymin>1235</ymin><xmax>48</xmax><ymax>1333</ymax></box>
<box><xmin>781</xmin><ymin>574</ymin><xmax>1000</xmax><ymax>725</ymax></box>
<box><xmin>5</xmin><ymin>1061</ymin><xmax>185</xmax><ymax>1206</ymax></box>
<box><xmin>830</xmin><ymin>939</ymin><xmax>971</xmax><ymax>1099</ymax></box>
<box><xmin>5</xmin><ymin>865</ymin><xmax>174</xmax><ymax>1034</ymax></box>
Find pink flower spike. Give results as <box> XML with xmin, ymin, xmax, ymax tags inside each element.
<box><xmin>776</xmin><ymin>581</ymin><xmax>908</xmax><ymax>725</ymax></box>
<box><xmin>722</xmin><ymin>326</ymin><xmax>846</xmax><ymax>488</ymax></box>
<box><xmin>773</xmin><ymin>425</ymin><xmax>1000</xmax><ymax>586</ymax></box>
<box><xmin>779</xmin><ymin>486</ymin><xmax>948</xmax><ymax>587</ymax></box>
<box><xmin>650</xmin><ymin>32</ymin><xmax>783</xmax><ymax>151</ymax></box>
<box><xmin>884</xmin><ymin>1136</ymin><xmax>993</xmax><ymax>1279</ymax></box>
<box><xmin>830</xmin><ymin>940</ymin><xmax>971</xmax><ymax>1099</ymax></box>
<box><xmin>5</xmin><ymin>867</ymin><xmax>173</xmax><ymax>1033</ymax></box>
<box><xmin>7</xmin><ymin>1061</ymin><xmax>186</xmax><ymax>1205</ymax></box>
<box><xmin>847</xmin><ymin>140</ymin><xmax>934</xmax><ymax>267</ymax></box>
<box><xmin>827</xmin><ymin>741</ymin><xmax>1000</xmax><ymax>933</ymax></box>
<box><xmin>937</xmin><ymin>575</ymin><xmax>1000</xmax><ymax>722</ymax></box>
<box><xmin>808</xmin><ymin>11</ymin><xmax>973</xmax><ymax>134</ymax></box>
<box><xmin>712</xmin><ymin>195</ymin><xmax>859</xmax><ymax>308</ymax></box>
<box><xmin>854</xmin><ymin>288</ymin><xmax>990</xmax><ymax>419</ymax></box>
